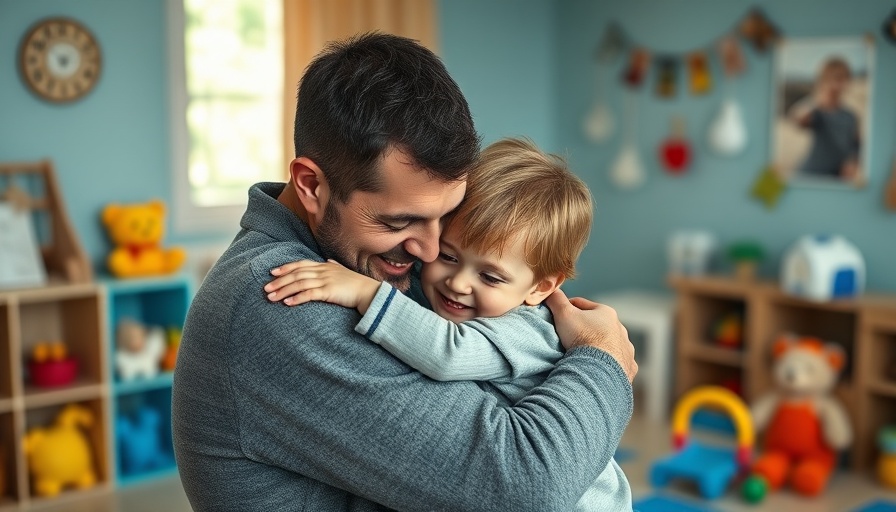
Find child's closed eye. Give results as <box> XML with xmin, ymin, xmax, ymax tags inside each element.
<box><xmin>438</xmin><ymin>252</ymin><xmax>458</xmax><ymax>263</ymax></box>
<box><xmin>480</xmin><ymin>273</ymin><xmax>504</xmax><ymax>285</ymax></box>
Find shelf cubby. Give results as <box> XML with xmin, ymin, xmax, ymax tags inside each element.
<box><xmin>105</xmin><ymin>276</ymin><xmax>190</xmax><ymax>384</ymax></box>
<box><xmin>23</xmin><ymin>399</ymin><xmax>111</xmax><ymax>502</ymax></box>
<box><xmin>114</xmin><ymin>387</ymin><xmax>177</xmax><ymax>485</ymax></box>
<box><xmin>18</xmin><ymin>292</ymin><xmax>105</xmax><ymax>393</ymax></box>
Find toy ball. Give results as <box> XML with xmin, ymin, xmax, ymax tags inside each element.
<box><xmin>781</xmin><ymin>234</ymin><xmax>865</xmax><ymax>301</ymax></box>
<box><xmin>741</xmin><ymin>474</ymin><xmax>768</xmax><ymax>503</ymax></box>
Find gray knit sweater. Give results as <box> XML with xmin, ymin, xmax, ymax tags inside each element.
<box><xmin>357</xmin><ymin>283</ymin><xmax>632</xmax><ymax>511</ymax></box>
<box><xmin>172</xmin><ymin>182</ymin><xmax>634</xmax><ymax>511</ymax></box>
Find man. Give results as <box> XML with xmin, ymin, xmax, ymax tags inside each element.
<box><xmin>173</xmin><ymin>33</ymin><xmax>637</xmax><ymax>511</ymax></box>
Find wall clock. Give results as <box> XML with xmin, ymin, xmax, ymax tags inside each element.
<box><xmin>18</xmin><ymin>17</ymin><xmax>102</xmax><ymax>103</ymax></box>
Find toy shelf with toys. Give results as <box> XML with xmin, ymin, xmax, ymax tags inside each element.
<box><xmin>0</xmin><ymin>282</ymin><xmax>113</xmax><ymax>511</ymax></box>
<box><xmin>0</xmin><ymin>160</ymin><xmax>195</xmax><ymax>509</ymax></box>
<box><xmin>103</xmin><ymin>274</ymin><xmax>192</xmax><ymax>486</ymax></box>
<box><xmin>670</xmin><ymin>273</ymin><xmax>896</xmax><ymax>476</ymax></box>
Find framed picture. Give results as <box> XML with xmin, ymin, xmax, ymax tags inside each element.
<box><xmin>770</xmin><ymin>37</ymin><xmax>874</xmax><ymax>188</ymax></box>
<box><xmin>0</xmin><ymin>202</ymin><xmax>47</xmax><ymax>289</ymax></box>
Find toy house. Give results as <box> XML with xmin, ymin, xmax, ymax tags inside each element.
<box><xmin>781</xmin><ymin>235</ymin><xmax>866</xmax><ymax>302</ymax></box>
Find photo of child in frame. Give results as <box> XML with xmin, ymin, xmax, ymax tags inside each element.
<box><xmin>771</xmin><ymin>37</ymin><xmax>873</xmax><ymax>188</ymax></box>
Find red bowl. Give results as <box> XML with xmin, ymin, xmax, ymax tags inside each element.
<box><xmin>29</xmin><ymin>358</ymin><xmax>79</xmax><ymax>387</ymax></box>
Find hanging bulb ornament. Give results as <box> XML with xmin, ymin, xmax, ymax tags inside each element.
<box><xmin>708</xmin><ymin>98</ymin><xmax>748</xmax><ymax>156</ymax></box>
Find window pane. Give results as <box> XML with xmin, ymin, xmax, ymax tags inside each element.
<box><xmin>184</xmin><ymin>0</ymin><xmax>283</xmax><ymax>207</ymax></box>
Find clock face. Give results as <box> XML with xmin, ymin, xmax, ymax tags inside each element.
<box><xmin>19</xmin><ymin>18</ymin><xmax>102</xmax><ymax>103</ymax></box>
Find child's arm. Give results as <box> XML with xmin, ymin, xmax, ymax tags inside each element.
<box><xmin>265</xmin><ymin>261</ymin><xmax>560</xmax><ymax>382</ymax></box>
<box><xmin>355</xmin><ymin>283</ymin><xmax>561</xmax><ymax>382</ymax></box>
<box><xmin>265</xmin><ymin>260</ymin><xmax>380</xmax><ymax>314</ymax></box>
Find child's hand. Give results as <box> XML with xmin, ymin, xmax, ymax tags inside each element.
<box><xmin>265</xmin><ymin>260</ymin><xmax>381</xmax><ymax>313</ymax></box>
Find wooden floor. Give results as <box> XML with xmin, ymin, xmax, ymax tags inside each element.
<box><xmin>24</xmin><ymin>410</ymin><xmax>896</xmax><ymax>512</ymax></box>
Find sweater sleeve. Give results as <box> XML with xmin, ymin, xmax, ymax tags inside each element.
<box><xmin>356</xmin><ymin>283</ymin><xmax>560</xmax><ymax>381</ymax></box>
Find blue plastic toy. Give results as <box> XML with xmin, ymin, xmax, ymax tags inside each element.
<box><xmin>116</xmin><ymin>407</ymin><xmax>173</xmax><ymax>475</ymax></box>
<box><xmin>649</xmin><ymin>386</ymin><xmax>754</xmax><ymax>500</ymax></box>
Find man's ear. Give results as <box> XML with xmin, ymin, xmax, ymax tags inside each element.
<box><xmin>524</xmin><ymin>274</ymin><xmax>566</xmax><ymax>306</ymax></box>
<box><xmin>289</xmin><ymin>157</ymin><xmax>329</xmax><ymax>219</ymax></box>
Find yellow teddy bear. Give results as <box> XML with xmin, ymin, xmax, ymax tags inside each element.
<box><xmin>24</xmin><ymin>404</ymin><xmax>97</xmax><ymax>497</ymax></box>
<box><xmin>102</xmin><ymin>200</ymin><xmax>185</xmax><ymax>278</ymax></box>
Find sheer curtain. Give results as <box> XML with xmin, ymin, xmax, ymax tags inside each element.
<box><xmin>281</xmin><ymin>0</ymin><xmax>437</xmax><ymax>169</ymax></box>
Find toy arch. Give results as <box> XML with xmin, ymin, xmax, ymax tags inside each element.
<box><xmin>672</xmin><ymin>386</ymin><xmax>754</xmax><ymax>466</ymax></box>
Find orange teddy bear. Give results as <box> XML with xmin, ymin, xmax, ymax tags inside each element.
<box><xmin>749</xmin><ymin>334</ymin><xmax>852</xmax><ymax>497</ymax></box>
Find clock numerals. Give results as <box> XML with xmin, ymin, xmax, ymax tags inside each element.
<box><xmin>21</xmin><ymin>18</ymin><xmax>101</xmax><ymax>102</ymax></box>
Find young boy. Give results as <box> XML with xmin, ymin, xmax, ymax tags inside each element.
<box><xmin>265</xmin><ymin>138</ymin><xmax>633</xmax><ymax>511</ymax></box>
<box><xmin>792</xmin><ymin>57</ymin><xmax>861</xmax><ymax>180</ymax></box>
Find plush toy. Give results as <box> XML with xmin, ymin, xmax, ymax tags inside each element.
<box><xmin>101</xmin><ymin>200</ymin><xmax>185</xmax><ymax>278</ymax></box>
<box><xmin>747</xmin><ymin>334</ymin><xmax>852</xmax><ymax>498</ymax></box>
<box><xmin>116</xmin><ymin>407</ymin><xmax>173</xmax><ymax>475</ymax></box>
<box><xmin>116</xmin><ymin>319</ymin><xmax>166</xmax><ymax>381</ymax></box>
<box><xmin>23</xmin><ymin>404</ymin><xmax>97</xmax><ymax>497</ymax></box>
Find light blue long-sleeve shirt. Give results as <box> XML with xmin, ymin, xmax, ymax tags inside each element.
<box><xmin>357</xmin><ymin>283</ymin><xmax>633</xmax><ymax>511</ymax></box>
<box><xmin>172</xmin><ymin>182</ymin><xmax>634</xmax><ymax>511</ymax></box>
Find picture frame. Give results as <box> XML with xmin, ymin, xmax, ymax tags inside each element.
<box><xmin>770</xmin><ymin>36</ymin><xmax>874</xmax><ymax>188</ymax></box>
<box><xmin>0</xmin><ymin>201</ymin><xmax>47</xmax><ymax>289</ymax></box>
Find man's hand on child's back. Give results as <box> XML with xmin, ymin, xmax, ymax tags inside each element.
<box><xmin>546</xmin><ymin>290</ymin><xmax>638</xmax><ymax>383</ymax></box>
<box><xmin>265</xmin><ymin>260</ymin><xmax>381</xmax><ymax>314</ymax></box>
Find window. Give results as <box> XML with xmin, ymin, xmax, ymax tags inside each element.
<box><xmin>168</xmin><ymin>0</ymin><xmax>435</xmax><ymax>233</ymax></box>
<box><xmin>168</xmin><ymin>0</ymin><xmax>283</xmax><ymax>232</ymax></box>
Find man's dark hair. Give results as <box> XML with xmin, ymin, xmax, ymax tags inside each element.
<box><xmin>294</xmin><ymin>32</ymin><xmax>480</xmax><ymax>202</ymax></box>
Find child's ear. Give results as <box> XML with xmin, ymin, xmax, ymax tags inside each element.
<box><xmin>524</xmin><ymin>274</ymin><xmax>565</xmax><ymax>306</ymax></box>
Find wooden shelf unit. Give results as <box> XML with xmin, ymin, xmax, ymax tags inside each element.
<box><xmin>0</xmin><ymin>282</ymin><xmax>112</xmax><ymax>510</ymax></box>
<box><xmin>670</xmin><ymin>274</ymin><xmax>896</xmax><ymax>471</ymax></box>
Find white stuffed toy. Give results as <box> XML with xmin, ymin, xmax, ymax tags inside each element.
<box><xmin>115</xmin><ymin>319</ymin><xmax>165</xmax><ymax>381</ymax></box>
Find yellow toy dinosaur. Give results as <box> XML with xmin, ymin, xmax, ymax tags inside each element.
<box><xmin>23</xmin><ymin>404</ymin><xmax>97</xmax><ymax>497</ymax></box>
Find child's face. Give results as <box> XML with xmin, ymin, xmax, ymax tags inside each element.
<box><xmin>820</xmin><ymin>67</ymin><xmax>850</xmax><ymax>100</ymax></box>
<box><xmin>421</xmin><ymin>223</ymin><xmax>554</xmax><ymax>322</ymax></box>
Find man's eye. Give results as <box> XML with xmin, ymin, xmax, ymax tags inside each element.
<box><xmin>384</xmin><ymin>222</ymin><xmax>409</xmax><ymax>232</ymax></box>
<box><xmin>438</xmin><ymin>252</ymin><xmax>458</xmax><ymax>263</ymax></box>
<box><xmin>481</xmin><ymin>273</ymin><xmax>503</xmax><ymax>285</ymax></box>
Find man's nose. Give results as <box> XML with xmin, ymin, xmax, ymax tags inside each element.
<box><xmin>403</xmin><ymin>222</ymin><xmax>440</xmax><ymax>263</ymax></box>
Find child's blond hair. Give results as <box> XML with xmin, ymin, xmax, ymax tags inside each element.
<box><xmin>447</xmin><ymin>138</ymin><xmax>593</xmax><ymax>281</ymax></box>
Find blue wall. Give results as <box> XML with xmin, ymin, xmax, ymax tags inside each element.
<box><xmin>555</xmin><ymin>0</ymin><xmax>896</xmax><ymax>296</ymax></box>
<box><xmin>439</xmin><ymin>0</ymin><xmax>557</xmax><ymax>151</ymax></box>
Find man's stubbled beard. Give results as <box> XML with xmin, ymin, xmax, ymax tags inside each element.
<box><xmin>315</xmin><ymin>202</ymin><xmax>414</xmax><ymax>291</ymax></box>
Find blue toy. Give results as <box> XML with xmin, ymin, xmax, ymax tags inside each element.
<box><xmin>649</xmin><ymin>386</ymin><xmax>754</xmax><ymax>500</ymax></box>
<box><xmin>116</xmin><ymin>406</ymin><xmax>173</xmax><ymax>475</ymax></box>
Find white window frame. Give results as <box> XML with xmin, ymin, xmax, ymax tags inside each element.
<box><xmin>166</xmin><ymin>0</ymin><xmax>246</xmax><ymax>234</ymax></box>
